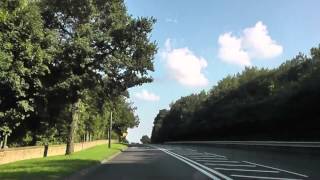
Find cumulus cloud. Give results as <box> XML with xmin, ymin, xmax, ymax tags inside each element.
<box><xmin>218</xmin><ymin>33</ymin><xmax>251</xmax><ymax>66</ymax></box>
<box><xmin>242</xmin><ymin>21</ymin><xmax>283</xmax><ymax>59</ymax></box>
<box><xmin>162</xmin><ymin>39</ymin><xmax>208</xmax><ymax>87</ymax></box>
<box><xmin>134</xmin><ymin>90</ymin><xmax>160</xmax><ymax>101</ymax></box>
<box><xmin>165</xmin><ymin>18</ymin><xmax>178</xmax><ymax>23</ymax></box>
<box><xmin>218</xmin><ymin>21</ymin><xmax>283</xmax><ymax>66</ymax></box>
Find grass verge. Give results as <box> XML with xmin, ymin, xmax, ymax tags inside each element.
<box><xmin>0</xmin><ymin>143</ymin><xmax>127</xmax><ymax>180</ymax></box>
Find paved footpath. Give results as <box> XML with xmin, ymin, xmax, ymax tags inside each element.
<box><xmin>78</xmin><ymin>144</ymin><xmax>320</xmax><ymax>180</ymax></box>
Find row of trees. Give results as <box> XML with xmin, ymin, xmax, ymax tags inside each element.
<box><xmin>151</xmin><ymin>46</ymin><xmax>320</xmax><ymax>143</ymax></box>
<box><xmin>140</xmin><ymin>135</ymin><xmax>150</xmax><ymax>144</ymax></box>
<box><xmin>0</xmin><ymin>0</ymin><xmax>157</xmax><ymax>154</ymax></box>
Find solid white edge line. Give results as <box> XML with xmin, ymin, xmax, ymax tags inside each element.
<box><xmin>157</xmin><ymin>148</ymin><xmax>221</xmax><ymax>179</ymax></box>
<box><xmin>230</xmin><ymin>174</ymin><xmax>302</xmax><ymax>180</ymax></box>
<box><xmin>214</xmin><ymin>168</ymin><xmax>279</xmax><ymax>173</ymax></box>
<box><xmin>161</xmin><ymin>149</ymin><xmax>233</xmax><ymax>180</ymax></box>
<box><xmin>242</xmin><ymin>161</ymin><xmax>308</xmax><ymax>178</ymax></box>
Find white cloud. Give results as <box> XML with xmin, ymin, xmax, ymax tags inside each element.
<box><xmin>242</xmin><ymin>21</ymin><xmax>283</xmax><ymax>59</ymax></box>
<box><xmin>134</xmin><ymin>90</ymin><xmax>160</xmax><ymax>101</ymax></box>
<box><xmin>165</xmin><ymin>18</ymin><xmax>178</xmax><ymax>23</ymax></box>
<box><xmin>218</xmin><ymin>21</ymin><xmax>283</xmax><ymax>66</ymax></box>
<box><xmin>162</xmin><ymin>39</ymin><xmax>208</xmax><ymax>87</ymax></box>
<box><xmin>218</xmin><ymin>33</ymin><xmax>251</xmax><ymax>66</ymax></box>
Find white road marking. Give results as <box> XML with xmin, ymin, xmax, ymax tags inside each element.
<box><xmin>230</xmin><ymin>174</ymin><xmax>302</xmax><ymax>180</ymax></box>
<box><xmin>189</xmin><ymin>156</ymin><xmax>225</xmax><ymax>158</ymax></box>
<box><xmin>187</xmin><ymin>155</ymin><xmax>221</xmax><ymax>157</ymax></box>
<box><xmin>205</xmin><ymin>153</ymin><xmax>226</xmax><ymax>158</ymax></box>
<box><xmin>157</xmin><ymin>149</ymin><xmax>222</xmax><ymax>179</ymax></box>
<box><xmin>159</xmin><ymin>148</ymin><xmax>233</xmax><ymax>180</ymax></box>
<box><xmin>198</xmin><ymin>160</ymin><xmax>239</xmax><ymax>163</ymax></box>
<box><xmin>214</xmin><ymin>168</ymin><xmax>279</xmax><ymax>173</ymax></box>
<box><xmin>180</xmin><ymin>153</ymin><xmax>207</xmax><ymax>155</ymax></box>
<box><xmin>196</xmin><ymin>159</ymin><xmax>230</xmax><ymax>162</ymax></box>
<box><xmin>193</xmin><ymin>157</ymin><xmax>227</xmax><ymax>160</ymax></box>
<box><xmin>205</xmin><ymin>163</ymin><xmax>256</xmax><ymax>167</ymax></box>
<box><xmin>186</xmin><ymin>148</ymin><xmax>197</xmax><ymax>151</ymax></box>
<box><xmin>150</xmin><ymin>145</ymin><xmax>308</xmax><ymax>180</ymax></box>
<box><xmin>243</xmin><ymin>161</ymin><xmax>308</xmax><ymax>178</ymax></box>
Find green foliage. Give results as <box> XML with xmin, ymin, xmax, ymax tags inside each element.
<box><xmin>21</xmin><ymin>131</ymin><xmax>33</xmax><ymax>146</ymax></box>
<box><xmin>152</xmin><ymin>45</ymin><xmax>320</xmax><ymax>143</ymax></box>
<box><xmin>0</xmin><ymin>0</ymin><xmax>156</xmax><ymax>148</ymax></box>
<box><xmin>140</xmin><ymin>135</ymin><xmax>151</xmax><ymax>144</ymax></box>
<box><xmin>0</xmin><ymin>0</ymin><xmax>54</xmax><ymax>139</ymax></box>
<box><xmin>38</xmin><ymin>0</ymin><xmax>156</xmax><ymax>154</ymax></box>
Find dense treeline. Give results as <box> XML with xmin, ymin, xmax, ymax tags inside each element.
<box><xmin>0</xmin><ymin>0</ymin><xmax>156</xmax><ymax>153</ymax></box>
<box><xmin>151</xmin><ymin>46</ymin><xmax>320</xmax><ymax>143</ymax></box>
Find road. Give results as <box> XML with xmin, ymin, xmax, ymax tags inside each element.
<box><xmin>78</xmin><ymin>144</ymin><xmax>320</xmax><ymax>180</ymax></box>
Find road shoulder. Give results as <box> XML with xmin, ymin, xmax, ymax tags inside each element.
<box><xmin>64</xmin><ymin>146</ymin><xmax>128</xmax><ymax>180</ymax></box>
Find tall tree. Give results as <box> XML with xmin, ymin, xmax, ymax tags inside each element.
<box><xmin>41</xmin><ymin>0</ymin><xmax>156</xmax><ymax>154</ymax></box>
<box><xmin>0</xmin><ymin>0</ymin><xmax>55</xmax><ymax>146</ymax></box>
<box><xmin>140</xmin><ymin>135</ymin><xmax>150</xmax><ymax>144</ymax></box>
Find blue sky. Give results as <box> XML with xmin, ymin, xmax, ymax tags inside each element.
<box><xmin>124</xmin><ymin>0</ymin><xmax>320</xmax><ymax>142</ymax></box>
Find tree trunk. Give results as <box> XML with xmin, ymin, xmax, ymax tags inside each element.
<box><xmin>108</xmin><ymin>111</ymin><xmax>112</xmax><ymax>148</ymax></box>
<box><xmin>3</xmin><ymin>134</ymin><xmax>8</xmax><ymax>149</ymax></box>
<box><xmin>65</xmin><ymin>101</ymin><xmax>79</xmax><ymax>155</ymax></box>
<box><xmin>43</xmin><ymin>144</ymin><xmax>49</xmax><ymax>157</ymax></box>
<box><xmin>86</xmin><ymin>131</ymin><xmax>89</xmax><ymax>142</ymax></box>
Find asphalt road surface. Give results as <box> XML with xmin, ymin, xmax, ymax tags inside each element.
<box><xmin>78</xmin><ymin>144</ymin><xmax>320</xmax><ymax>180</ymax></box>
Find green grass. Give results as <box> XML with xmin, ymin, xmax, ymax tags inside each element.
<box><xmin>0</xmin><ymin>143</ymin><xmax>127</xmax><ymax>180</ymax></box>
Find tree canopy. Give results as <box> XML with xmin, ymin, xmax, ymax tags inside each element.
<box><xmin>151</xmin><ymin>45</ymin><xmax>320</xmax><ymax>143</ymax></box>
<box><xmin>0</xmin><ymin>0</ymin><xmax>157</xmax><ymax>152</ymax></box>
<box><xmin>140</xmin><ymin>135</ymin><xmax>150</xmax><ymax>144</ymax></box>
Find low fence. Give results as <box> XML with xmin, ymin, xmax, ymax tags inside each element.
<box><xmin>0</xmin><ymin>140</ymin><xmax>115</xmax><ymax>165</ymax></box>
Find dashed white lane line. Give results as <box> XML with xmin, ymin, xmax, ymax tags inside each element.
<box><xmin>204</xmin><ymin>163</ymin><xmax>256</xmax><ymax>167</ymax></box>
<box><xmin>230</xmin><ymin>174</ymin><xmax>302</xmax><ymax>180</ymax></box>
<box><xmin>214</xmin><ymin>168</ymin><xmax>279</xmax><ymax>173</ymax></box>
<box><xmin>243</xmin><ymin>161</ymin><xmax>308</xmax><ymax>178</ymax></box>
